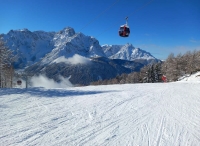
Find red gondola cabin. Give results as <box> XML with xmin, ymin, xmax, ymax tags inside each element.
<box><xmin>119</xmin><ymin>17</ymin><xmax>130</xmax><ymax>37</ymax></box>
<box><xmin>17</xmin><ymin>80</ymin><xmax>22</xmax><ymax>85</ymax></box>
<box><xmin>119</xmin><ymin>25</ymin><xmax>130</xmax><ymax>37</ymax></box>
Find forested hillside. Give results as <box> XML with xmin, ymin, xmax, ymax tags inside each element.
<box><xmin>91</xmin><ymin>50</ymin><xmax>200</xmax><ymax>85</ymax></box>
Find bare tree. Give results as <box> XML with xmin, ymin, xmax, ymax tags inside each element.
<box><xmin>190</xmin><ymin>50</ymin><xmax>200</xmax><ymax>73</ymax></box>
<box><xmin>162</xmin><ymin>53</ymin><xmax>179</xmax><ymax>81</ymax></box>
<box><xmin>0</xmin><ymin>40</ymin><xmax>14</xmax><ymax>88</ymax></box>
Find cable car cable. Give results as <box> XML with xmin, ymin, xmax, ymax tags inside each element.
<box><xmin>78</xmin><ymin>0</ymin><xmax>120</xmax><ymax>32</ymax></box>
<box><xmin>96</xmin><ymin>0</ymin><xmax>154</xmax><ymax>37</ymax></box>
<box><xmin>60</xmin><ymin>0</ymin><xmax>120</xmax><ymax>44</ymax></box>
<box><xmin>128</xmin><ymin>0</ymin><xmax>154</xmax><ymax>17</ymax></box>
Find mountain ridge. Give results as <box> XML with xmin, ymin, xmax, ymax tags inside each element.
<box><xmin>1</xmin><ymin>27</ymin><xmax>159</xmax><ymax>67</ymax></box>
<box><xmin>0</xmin><ymin>27</ymin><xmax>160</xmax><ymax>85</ymax></box>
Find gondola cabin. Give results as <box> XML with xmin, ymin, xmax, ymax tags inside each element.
<box><xmin>17</xmin><ymin>80</ymin><xmax>22</xmax><ymax>85</ymax></box>
<box><xmin>119</xmin><ymin>25</ymin><xmax>130</xmax><ymax>37</ymax></box>
<box><xmin>119</xmin><ymin>17</ymin><xmax>130</xmax><ymax>37</ymax></box>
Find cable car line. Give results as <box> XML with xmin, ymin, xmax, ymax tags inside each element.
<box><xmin>96</xmin><ymin>0</ymin><xmax>154</xmax><ymax>38</ymax></box>
<box><xmin>78</xmin><ymin>0</ymin><xmax>120</xmax><ymax>32</ymax></box>
<box><xmin>48</xmin><ymin>0</ymin><xmax>120</xmax><ymax>56</ymax></box>
<box><xmin>61</xmin><ymin>0</ymin><xmax>120</xmax><ymax>45</ymax></box>
<box><xmin>127</xmin><ymin>0</ymin><xmax>154</xmax><ymax>18</ymax></box>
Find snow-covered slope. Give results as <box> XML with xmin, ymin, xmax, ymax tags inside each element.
<box><xmin>102</xmin><ymin>43</ymin><xmax>156</xmax><ymax>61</ymax></box>
<box><xmin>0</xmin><ymin>81</ymin><xmax>200</xmax><ymax>145</ymax></box>
<box><xmin>178</xmin><ymin>72</ymin><xmax>200</xmax><ymax>82</ymax></box>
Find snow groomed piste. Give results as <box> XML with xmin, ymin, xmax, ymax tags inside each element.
<box><xmin>0</xmin><ymin>73</ymin><xmax>200</xmax><ymax>145</ymax></box>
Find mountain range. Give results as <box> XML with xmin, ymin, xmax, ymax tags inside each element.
<box><xmin>0</xmin><ymin>27</ymin><xmax>160</xmax><ymax>85</ymax></box>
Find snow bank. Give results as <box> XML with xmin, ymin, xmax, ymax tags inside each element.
<box><xmin>178</xmin><ymin>71</ymin><xmax>200</xmax><ymax>82</ymax></box>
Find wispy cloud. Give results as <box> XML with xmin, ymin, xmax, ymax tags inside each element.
<box><xmin>189</xmin><ymin>38</ymin><xmax>200</xmax><ymax>43</ymax></box>
<box><xmin>52</xmin><ymin>54</ymin><xmax>90</xmax><ymax>65</ymax></box>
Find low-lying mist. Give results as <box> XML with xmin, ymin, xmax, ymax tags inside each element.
<box><xmin>30</xmin><ymin>75</ymin><xmax>73</xmax><ymax>88</ymax></box>
<box><xmin>15</xmin><ymin>75</ymin><xmax>73</xmax><ymax>89</ymax></box>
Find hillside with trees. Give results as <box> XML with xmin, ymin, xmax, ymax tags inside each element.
<box><xmin>91</xmin><ymin>50</ymin><xmax>200</xmax><ymax>85</ymax></box>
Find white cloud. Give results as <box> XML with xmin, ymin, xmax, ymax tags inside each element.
<box><xmin>30</xmin><ymin>75</ymin><xmax>73</xmax><ymax>89</ymax></box>
<box><xmin>53</xmin><ymin>54</ymin><xmax>89</xmax><ymax>64</ymax></box>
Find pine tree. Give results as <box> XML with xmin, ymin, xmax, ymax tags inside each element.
<box><xmin>150</xmin><ymin>65</ymin><xmax>155</xmax><ymax>83</ymax></box>
<box><xmin>154</xmin><ymin>63</ymin><xmax>161</xmax><ymax>82</ymax></box>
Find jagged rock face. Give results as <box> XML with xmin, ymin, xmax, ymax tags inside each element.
<box><xmin>58</xmin><ymin>27</ymin><xmax>75</xmax><ymax>37</ymax></box>
<box><xmin>41</xmin><ymin>29</ymin><xmax>105</xmax><ymax>65</ymax></box>
<box><xmin>102</xmin><ymin>43</ymin><xmax>156</xmax><ymax>61</ymax></box>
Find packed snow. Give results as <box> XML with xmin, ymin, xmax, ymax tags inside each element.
<box><xmin>0</xmin><ymin>74</ymin><xmax>200</xmax><ymax>145</ymax></box>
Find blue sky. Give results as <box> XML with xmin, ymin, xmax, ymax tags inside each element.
<box><xmin>1</xmin><ymin>0</ymin><xmax>200</xmax><ymax>60</ymax></box>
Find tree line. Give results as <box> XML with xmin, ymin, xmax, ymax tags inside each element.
<box><xmin>91</xmin><ymin>50</ymin><xmax>200</xmax><ymax>85</ymax></box>
<box><xmin>162</xmin><ymin>51</ymin><xmax>200</xmax><ymax>81</ymax></box>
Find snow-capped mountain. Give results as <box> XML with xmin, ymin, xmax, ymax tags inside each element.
<box><xmin>0</xmin><ymin>27</ymin><xmax>106</xmax><ymax>67</ymax></box>
<box><xmin>0</xmin><ymin>27</ymin><xmax>160</xmax><ymax>85</ymax></box>
<box><xmin>1</xmin><ymin>27</ymin><xmax>158</xmax><ymax>68</ymax></box>
<box><xmin>102</xmin><ymin>43</ymin><xmax>156</xmax><ymax>61</ymax></box>
<box><xmin>0</xmin><ymin>29</ymin><xmax>55</xmax><ymax>68</ymax></box>
<box><xmin>40</xmin><ymin>27</ymin><xmax>105</xmax><ymax>65</ymax></box>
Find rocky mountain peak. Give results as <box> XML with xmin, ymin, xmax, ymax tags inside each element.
<box><xmin>61</xmin><ymin>27</ymin><xmax>76</xmax><ymax>37</ymax></box>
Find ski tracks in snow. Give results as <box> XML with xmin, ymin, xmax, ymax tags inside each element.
<box><xmin>0</xmin><ymin>83</ymin><xmax>200</xmax><ymax>145</ymax></box>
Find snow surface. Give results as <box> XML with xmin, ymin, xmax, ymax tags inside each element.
<box><xmin>0</xmin><ymin>78</ymin><xmax>200</xmax><ymax>145</ymax></box>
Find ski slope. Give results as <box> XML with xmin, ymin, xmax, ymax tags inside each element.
<box><xmin>0</xmin><ymin>78</ymin><xmax>200</xmax><ymax>145</ymax></box>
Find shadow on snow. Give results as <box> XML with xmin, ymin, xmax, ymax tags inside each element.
<box><xmin>0</xmin><ymin>87</ymin><xmax>114</xmax><ymax>98</ymax></box>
